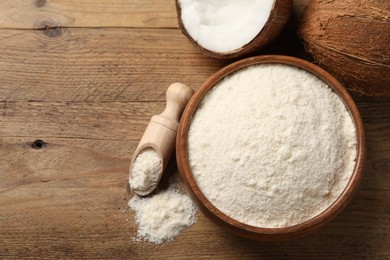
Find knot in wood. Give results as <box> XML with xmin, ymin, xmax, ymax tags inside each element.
<box><xmin>34</xmin><ymin>0</ymin><xmax>47</xmax><ymax>8</ymax></box>
<box><xmin>31</xmin><ymin>139</ymin><xmax>47</xmax><ymax>149</ymax></box>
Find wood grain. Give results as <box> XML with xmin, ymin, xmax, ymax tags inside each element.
<box><xmin>0</xmin><ymin>101</ymin><xmax>166</xmax><ymax>140</ymax></box>
<box><xmin>0</xmin><ymin>28</ymin><xmax>228</xmax><ymax>102</ymax></box>
<box><xmin>0</xmin><ymin>0</ymin><xmax>178</xmax><ymax>29</ymax></box>
<box><xmin>0</xmin><ymin>0</ymin><xmax>307</xmax><ymax>30</ymax></box>
<box><xmin>0</xmin><ymin>100</ymin><xmax>389</xmax><ymax>258</ymax></box>
<box><xmin>0</xmin><ymin>28</ymin><xmax>308</xmax><ymax>103</ymax></box>
<box><xmin>0</xmin><ymin>0</ymin><xmax>389</xmax><ymax>258</ymax></box>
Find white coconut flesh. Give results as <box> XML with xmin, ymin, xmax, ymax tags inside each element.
<box><xmin>179</xmin><ymin>0</ymin><xmax>275</xmax><ymax>53</ymax></box>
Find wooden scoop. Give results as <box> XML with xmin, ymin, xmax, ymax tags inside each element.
<box><xmin>129</xmin><ymin>82</ymin><xmax>194</xmax><ymax>196</ymax></box>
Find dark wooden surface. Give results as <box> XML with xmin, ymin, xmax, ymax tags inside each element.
<box><xmin>0</xmin><ymin>0</ymin><xmax>389</xmax><ymax>259</ymax></box>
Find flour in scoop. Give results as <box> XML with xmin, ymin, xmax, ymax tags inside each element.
<box><xmin>188</xmin><ymin>64</ymin><xmax>357</xmax><ymax>228</ymax></box>
<box><xmin>129</xmin><ymin>185</ymin><xmax>197</xmax><ymax>244</ymax></box>
<box><xmin>130</xmin><ymin>148</ymin><xmax>162</xmax><ymax>192</ymax></box>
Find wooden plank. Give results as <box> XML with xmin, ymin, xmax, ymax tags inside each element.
<box><xmin>0</xmin><ymin>0</ymin><xmax>178</xmax><ymax>29</ymax></box>
<box><xmin>0</xmin><ymin>101</ymin><xmax>164</xmax><ymax>140</ymax></box>
<box><xmin>0</xmin><ymin>97</ymin><xmax>389</xmax><ymax>258</ymax></box>
<box><xmin>0</xmin><ymin>0</ymin><xmax>308</xmax><ymax>30</ymax></box>
<box><xmin>0</xmin><ymin>27</ymin><xmax>311</xmax><ymax>103</ymax></box>
<box><xmin>1</xmin><ymin>0</ymin><xmax>389</xmax><ymax>257</ymax></box>
<box><xmin>0</xmin><ymin>137</ymin><xmax>133</xmax><ymax>190</ymax></box>
<box><xmin>0</xmin><ymin>137</ymin><xmax>135</xmax><ymax>257</ymax></box>
<box><xmin>0</xmin><ymin>28</ymin><xmax>228</xmax><ymax>102</ymax></box>
<box><xmin>0</xmin><ymin>1</ymin><xmax>309</xmax><ymax>103</ymax></box>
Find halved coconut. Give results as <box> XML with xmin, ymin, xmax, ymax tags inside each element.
<box><xmin>176</xmin><ymin>0</ymin><xmax>292</xmax><ymax>59</ymax></box>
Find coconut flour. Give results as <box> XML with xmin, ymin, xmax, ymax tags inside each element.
<box><xmin>130</xmin><ymin>148</ymin><xmax>162</xmax><ymax>192</ymax></box>
<box><xmin>188</xmin><ymin>64</ymin><xmax>357</xmax><ymax>228</ymax></box>
<box><xmin>129</xmin><ymin>184</ymin><xmax>197</xmax><ymax>244</ymax></box>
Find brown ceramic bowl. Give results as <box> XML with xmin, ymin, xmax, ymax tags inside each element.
<box><xmin>176</xmin><ymin>55</ymin><xmax>366</xmax><ymax>241</ymax></box>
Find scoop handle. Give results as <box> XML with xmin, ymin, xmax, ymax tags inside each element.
<box><xmin>130</xmin><ymin>82</ymin><xmax>194</xmax><ymax>196</ymax></box>
<box><xmin>159</xmin><ymin>82</ymin><xmax>195</xmax><ymax>126</ymax></box>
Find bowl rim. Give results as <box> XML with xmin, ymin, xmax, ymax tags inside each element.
<box><xmin>176</xmin><ymin>55</ymin><xmax>366</xmax><ymax>240</ymax></box>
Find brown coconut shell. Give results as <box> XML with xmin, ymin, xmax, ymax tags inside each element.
<box><xmin>299</xmin><ymin>0</ymin><xmax>390</xmax><ymax>96</ymax></box>
<box><xmin>176</xmin><ymin>0</ymin><xmax>292</xmax><ymax>59</ymax></box>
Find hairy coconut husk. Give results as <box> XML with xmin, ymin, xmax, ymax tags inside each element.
<box><xmin>299</xmin><ymin>0</ymin><xmax>390</xmax><ymax>96</ymax></box>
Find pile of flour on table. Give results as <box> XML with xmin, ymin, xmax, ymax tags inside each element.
<box><xmin>129</xmin><ymin>179</ymin><xmax>197</xmax><ymax>244</ymax></box>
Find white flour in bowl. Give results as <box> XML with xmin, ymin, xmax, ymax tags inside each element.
<box><xmin>188</xmin><ymin>64</ymin><xmax>357</xmax><ymax>228</ymax></box>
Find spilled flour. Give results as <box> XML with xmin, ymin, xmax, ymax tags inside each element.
<box><xmin>129</xmin><ymin>184</ymin><xmax>197</xmax><ymax>244</ymax></box>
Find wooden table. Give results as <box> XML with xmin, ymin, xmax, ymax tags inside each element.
<box><xmin>0</xmin><ymin>1</ymin><xmax>389</xmax><ymax>258</ymax></box>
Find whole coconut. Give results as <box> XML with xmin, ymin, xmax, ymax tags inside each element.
<box><xmin>299</xmin><ymin>0</ymin><xmax>390</xmax><ymax>96</ymax></box>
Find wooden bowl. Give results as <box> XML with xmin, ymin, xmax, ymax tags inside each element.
<box><xmin>175</xmin><ymin>0</ymin><xmax>292</xmax><ymax>59</ymax></box>
<box><xmin>176</xmin><ymin>55</ymin><xmax>366</xmax><ymax>241</ymax></box>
